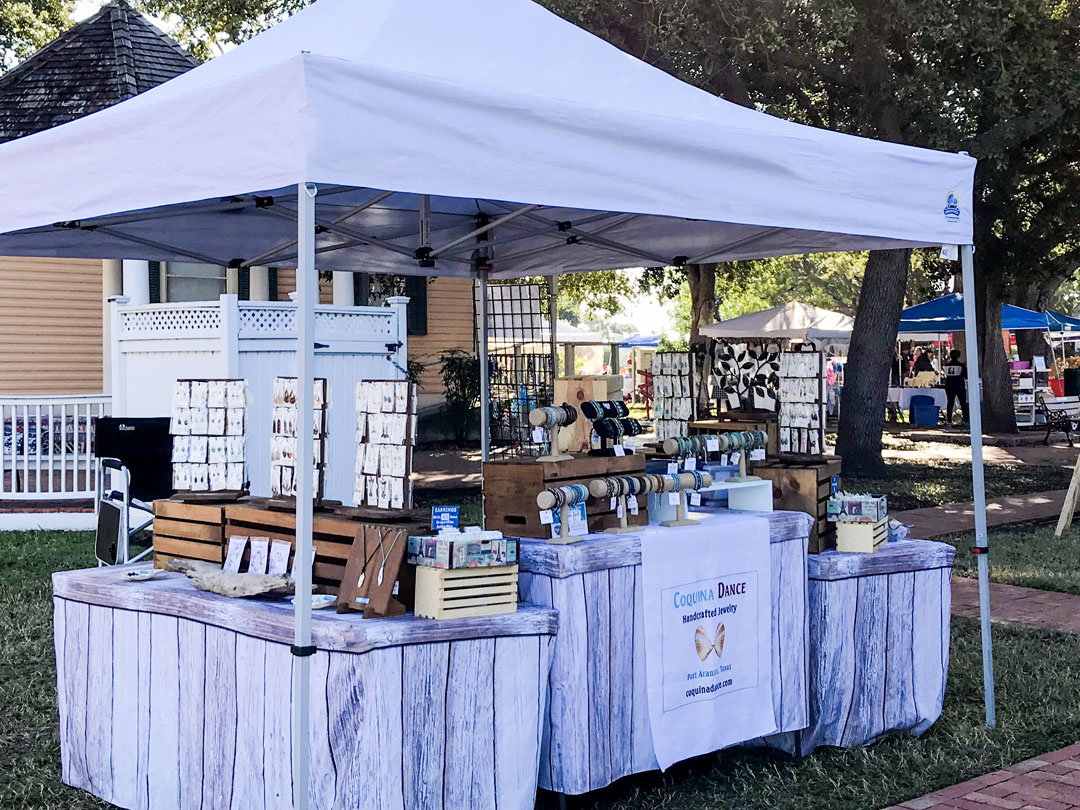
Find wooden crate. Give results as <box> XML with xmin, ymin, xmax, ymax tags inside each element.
<box><xmin>224</xmin><ymin>500</ymin><xmax>428</xmax><ymax>594</ymax></box>
<box><xmin>152</xmin><ymin>499</ymin><xmax>226</xmax><ymax>569</ymax></box>
<box><xmin>483</xmin><ymin>454</ymin><xmax>647</xmax><ymax>539</ymax></box>
<box><xmin>751</xmin><ymin>457</ymin><xmax>842</xmax><ymax>553</ymax></box>
<box><xmin>414</xmin><ymin>564</ymin><xmax>518</xmax><ymax>620</ymax></box>
<box><xmin>835</xmin><ymin>518</ymin><xmax>888</xmax><ymax>554</ymax></box>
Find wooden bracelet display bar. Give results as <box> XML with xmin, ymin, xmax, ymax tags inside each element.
<box><xmin>528</xmin><ymin>405</ymin><xmax>576</xmax><ymax>463</ymax></box>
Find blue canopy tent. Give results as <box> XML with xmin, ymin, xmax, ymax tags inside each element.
<box><xmin>620</xmin><ymin>334</ymin><xmax>660</xmax><ymax>347</ymax></box>
<box><xmin>898</xmin><ymin>293</ymin><xmax>1049</xmax><ymax>334</ymax></box>
<box><xmin>1046</xmin><ymin>309</ymin><xmax>1080</xmax><ymax>334</ymax></box>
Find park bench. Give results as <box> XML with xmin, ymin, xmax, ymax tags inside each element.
<box><xmin>1039</xmin><ymin>394</ymin><xmax>1080</xmax><ymax>446</ymax></box>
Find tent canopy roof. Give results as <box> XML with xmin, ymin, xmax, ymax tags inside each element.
<box><xmin>1047</xmin><ymin>309</ymin><xmax>1080</xmax><ymax>332</ymax></box>
<box><xmin>700</xmin><ymin>302</ymin><xmax>854</xmax><ymax>341</ymax></box>
<box><xmin>0</xmin><ymin>0</ymin><xmax>975</xmax><ymax>278</ymax></box>
<box><xmin>898</xmin><ymin>293</ymin><xmax>1048</xmax><ymax>334</ymax></box>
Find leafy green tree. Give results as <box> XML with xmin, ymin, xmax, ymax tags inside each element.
<box><xmin>0</xmin><ymin>0</ymin><xmax>72</xmax><ymax>70</ymax></box>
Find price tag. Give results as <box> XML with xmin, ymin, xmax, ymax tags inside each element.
<box><xmin>539</xmin><ymin>509</ymin><xmax>554</xmax><ymax>525</ymax></box>
<box><xmin>628</xmin><ymin>495</ymin><xmax>639</xmax><ymax>515</ymax></box>
<box><xmin>617</xmin><ymin>503</ymin><xmax>625</xmax><ymax>519</ymax></box>
<box><xmin>667</xmin><ymin>462</ymin><xmax>679</xmax><ymax>474</ymax></box>
<box><xmin>750</xmin><ymin>448</ymin><xmax>766</xmax><ymax>461</ymax></box>
<box><xmin>667</xmin><ymin>492</ymin><xmax>679</xmax><ymax>505</ymax></box>
<box><xmin>624</xmin><ymin>440</ymin><xmax>636</xmax><ymax>453</ymax></box>
<box><xmin>613</xmin><ymin>444</ymin><xmax>626</xmax><ymax>457</ymax></box>
<box><xmin>706</xmin><ymin>438</ymin><xmax>720</xmax><ymax>453</ymax></box>
<box><xmin>720</xmin><ymin>453</ymin><xmax>730</xmax><ymax>466</ymax></box>
<box><xmin>609</xmin><ymin>497</ymin><xmax>617</xmax><ymax>511</ymax></box>
<box><xmin>730</xmin><ymin>451</ymin><xmax>741</xmax><ymax>465</ymax></box>
<box><xmin>683</xmin><ymin>457</ymin><xmax>697</xmax><ymax>471</ymax></box>
<box><xmin>532</xmin><ymin>426</ymin><xmax>545</xmax><ymax>443</ymax></box>
<box><xmin>690</xmin><ymin>491</ymin><xmax>702</xmax><ymax>506</ymax></box>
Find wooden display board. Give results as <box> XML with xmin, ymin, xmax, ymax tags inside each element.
<box><xmin>553</xmin><ymin>375</ymin><xmax>622</xmax><ymax>453</ymax></box>
<box><xmin>751</xmin><ymin>457</ymin><xmax>841</xmax><ymax>553</ymax></box>
<box><xmin>483</xmin><ymin>454</ymin><xmax>647</xmax><ymax>538</ymax></box>
<box><xmin>335</xmin><ymin>523</ymin><xmax>408</xmax><ymax>618</ymax></box>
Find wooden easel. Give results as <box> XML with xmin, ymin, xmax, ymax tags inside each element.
<box><xmin>1055</xmin><ymin>450</ymin><xmax>1080</xmax><ymax>536</ymax></box>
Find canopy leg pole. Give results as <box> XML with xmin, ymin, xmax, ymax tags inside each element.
<box><xmin>549</xmin><ymin>274</ymin><xmax>559</xmax><ymax>377</ymax></box>
<box><xmin>961</xmin><ymin>243</ymin><xmax>996</xmax><ymax>728</ymax></box>
<box><xmin>480</xmin><ymin>271</ymin><xmax>490</xmax><ymax>464</ymax></box>
<box><xmin>292</xmin><ymin>181</ymin><xmax>318</xmax><ymax>810</ymax></box>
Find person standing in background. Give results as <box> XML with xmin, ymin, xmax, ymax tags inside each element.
<box><xmin>943</xmin><ymin>349</ymin><xmax>968</xmax><ymax>424</ymax></box>
<box><xmin>912</xmin><ymin>347</ymin><xmax>935</xmax><ymax>375</ymax></box>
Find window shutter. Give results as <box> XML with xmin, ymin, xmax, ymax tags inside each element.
<box><xmin>268</xmin><ymin>268</ymin><xmax>278</xmax><ymax>301</ymax></box>
<box><xmin>148</xmin><ymin>261</ymin><xmax>161</xmax><ymax>303</ymax></box>
<box><xmin>405</xmin><ymin>275</ymin><xmax>428</xmax><ymax>336</ymax></box>
<box><xmin>239</xmin><ymin>268</ymin><xmax>250</xmax><ymax>300</ymax></box>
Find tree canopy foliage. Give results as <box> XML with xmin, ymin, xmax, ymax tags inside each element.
<box><xmin>0</xmin><ymin>0</ymin><xmax>72</xmax><ymax>70</ymax></box>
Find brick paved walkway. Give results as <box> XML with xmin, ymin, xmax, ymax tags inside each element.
<box><xmin>886</xmin><ymin>744</ymin><xmax>1080</xmax><ymax>809</ymax></box>
<box><xmin>952</xmin><ymin>578</ymin><xmax>1080</xmax><ymax>633</ymax></box>
<box><xmin>894</xmin><ymin>490</ymin><xmax>1068</xmax><ymax>540</ymax></box>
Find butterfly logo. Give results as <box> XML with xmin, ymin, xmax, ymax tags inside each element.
<box><xmin>694</xmin><ymin>623</ymin><xmax>726</xmax><ymax>662</ymax></box>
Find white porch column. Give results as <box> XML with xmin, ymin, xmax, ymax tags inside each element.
<box><xmin>249</xmin><ymin>265</ymin><xmax>271</xmax><ymax>301</ymax></box>
<box><xmin>332</xmin><ymin>271</ymin><xmax>355</xmax><ymax>305</ymax></box>
<box><xmin>121</xmin><ymin>259</ymin><xmax>150</xmax><ymax>305</ymax></box>
<box><xmin>102</xmin><ymin>260</ymin><xmax>122</xmax><ymax>394</ymax></box>
<box><xmin>225</xmin><ymin>266</ymin><xmax>240</xmax><ymax>296</ymax></box>
<box><xmin>109</xmin><ymin>295</ymin><xmax>130</xmax><ymax>414</ymax></box>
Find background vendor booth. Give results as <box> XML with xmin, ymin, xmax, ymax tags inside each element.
<box><xmin>0</xmin><ymin>0</ymin><xmax>994</xmax><ymax>805</ymax></box>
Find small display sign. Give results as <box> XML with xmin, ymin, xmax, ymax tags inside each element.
<box><xmin>431</xmin><ymin>505</ymin><xmax>460</xmax><ymax>531</ymax></box>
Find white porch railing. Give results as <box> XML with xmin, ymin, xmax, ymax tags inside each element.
<box><xmin>0</xmin><ymin>394</ymin><xmax>110</xmax><ymax>500</ymax></box>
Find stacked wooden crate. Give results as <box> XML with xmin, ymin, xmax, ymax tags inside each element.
<box><xmin>750</xmin><ymin>457</ymin><xmax>842</xmax><ymax>553</ymax></box>
<box><xmin>224</xmin><ymin>500</ymin><xmax>428</xmax><ymax>594</ymax></box>
<box><xmin>152</xmin><ymin>499</ymin><xmax>226</xmax><ymax>569</ymax></box>
<box><xmin>482</xmin><ymin>454</ymin><xmax>647</xmax><ymax>539</ymax></box>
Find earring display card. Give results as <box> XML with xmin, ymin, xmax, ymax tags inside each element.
<box><xmin>777</xmin><ymin>351</ymin><xmax>826</xmax><ymax>457</ymax></box>
<box><xmin>170</xmin><ymin>379</ymin><xmax>249</xmax><ymax>498</ymax></box>
<box><xmin>351</xmin><ymin>379</ymin><xmax>415</xmax><ymax>511</ymax></box>
<box><xmin>652</xmin><ymin>352</ymin><xmax>695</xmax><ymax>440</ymax></box>
<box><xmin>270</xmin><ymin>376</ymin><xmax>329</xmax><ymax>501</ymax></box>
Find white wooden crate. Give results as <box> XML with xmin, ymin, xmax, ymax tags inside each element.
<box><xmin>414</xmin><ymin>564</ymin><xmax>518</xmax><ymax>620</ymax></box>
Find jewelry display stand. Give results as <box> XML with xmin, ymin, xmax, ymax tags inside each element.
<box><xmin>605</xmin><ymin>494</ymin><xmax>639</xmax><ymax>534</ymax></box>
<box><xmin>537</xmin><ymin>422</ymin><xmax>573</xmax><ymax>463</ymax></box>
<box><xmin>660</xmin><ymin>489</ymin><xmax>700</xmax><ymax>527</ymax></box>
<box><xmin>549</xmin><ymin>503</ymin><xmax>585</xmax><ymax>544</ymax></box>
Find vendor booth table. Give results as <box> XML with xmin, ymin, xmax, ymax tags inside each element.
<box><xmin>519</xmin><ymin>509</ymin><xmax>811</xmax><ymax>794</ymax></box>
<box><xmin>52</xmin><ymin>564</ymin><xmax>557</xmax><ymax>810</ymax></box>
<box><xmin>888</xmin><ymin>387</ymin><xmax>947</xmax><ymax>412</ymax></box>
<box><xmin>765</xmin><ymin>539</ymin><xmax>954</xmax><ymax>756</ymax></box>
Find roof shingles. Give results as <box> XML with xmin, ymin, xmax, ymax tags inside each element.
<box><xmin>0</xmin><ymin>1</ymin><xmax>197</xmax><ymax>143</ymax></box>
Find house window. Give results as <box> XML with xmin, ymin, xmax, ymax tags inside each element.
<box><xmin>356</xmin><ymin>273</ymin><xmax>428</xmax><ymax>336</ymax></box>
<box><xmin>166</xmin><ymin>263</ymin><xmax>226</xmax><ymax>302</ymax></box>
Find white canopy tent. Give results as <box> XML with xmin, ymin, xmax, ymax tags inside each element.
<box><xmin>700</xmin><ymin>302</ymin><xmax>854</xmax><ymax>342</ymax></box>
<box><xmin>0</xmin><ymin>0</ymin><xmax>994</xmax><ymax>802</ymax></box>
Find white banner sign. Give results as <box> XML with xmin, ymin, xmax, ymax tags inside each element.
<box><xmin>640</xmin><ymin>514</ymin><xmax>775</xmax><ymax>769</ymax></box>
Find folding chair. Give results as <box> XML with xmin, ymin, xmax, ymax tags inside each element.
<box><xmin>93</xmin><ymin>417</ymin><xmax>173</xmax><ymax>566</ymax></box>
<box><xmin>95</xmin><ymin>457</ymin><xmax>154</xmax><ymax>565</ymax></box>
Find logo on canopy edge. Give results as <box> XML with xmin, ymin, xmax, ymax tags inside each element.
<box><xmin>944</xmin><ymin>191</ymin><xmax>960</xmax><ymax>223</ymax></box>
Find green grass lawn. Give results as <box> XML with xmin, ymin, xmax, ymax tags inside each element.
<box><xmin>5</xmin><ymin>530</ymin><xmax>1080</xmax><ymax>810</ymax></box>
<box><xmin>940</xmin><ymin>522</ymin><xmax>1080</xmax><ymax>595</ymax></box>
<box><xmin>845</xmin><ymin>459</ymin><xmax>1073</xmax><ymax>512</ymax></box>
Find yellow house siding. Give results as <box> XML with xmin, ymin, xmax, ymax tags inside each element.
<box><xmin>273</xmin><ymin>269</ymin><xmax>333</xmax><ymax>304</ymax></box>
<box><xmin>411</xmin><ymin>277</ymin><xmax>475</xmax><ymax>394</ymax></box>
<box><xmin>0</xmin><ymin>257</ymin><xmax>103</xmax><ymax>394</ymax></box>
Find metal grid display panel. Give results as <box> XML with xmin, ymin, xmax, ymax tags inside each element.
<box><xmin>477</xmin><ymin>282</ymin><xmax>554</xmax><ymax>457</ymax></box>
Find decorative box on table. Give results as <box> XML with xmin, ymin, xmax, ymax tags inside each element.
<box><xmin>517</xmin><ymin>509</ymin><xmax>812</xmax><ymax>795</ymax></box>
<box><xmin>52</xmin><ymin>564</ymin><xmax>557</xmax><ymax>810</ymax></box>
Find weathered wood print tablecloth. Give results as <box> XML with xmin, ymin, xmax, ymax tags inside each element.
<box><xmin>52</xmin><ymin>565</ymin><xmax>557</xmax><ymax>810</ymax></box>
<box><xmin>793</xmin><ymin>539</ymin><xmax>955</xmax><ymax>755</ymax></box>
<box><xmin>518</xmin><ymin>508</ymin><xmax>812</xmax><ymax>795</ymax></box>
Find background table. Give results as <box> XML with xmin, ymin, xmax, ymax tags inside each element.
<box><xmin>53</xmin><ymin>564</ymin><xmax>557</xmax><ymax>810</ymax></box>
<box><xmin>775</xmin><ymin>539</ymin><xmax>955</xmax><ymax>755</ymax></box>
<box><xmin>888</xmin><ymin>387</ymin><xmax>947</xmax><ymax>411</ymax></box>
<box><xmin>519</xmin><ymin>509</ymin><xmax>811</xmax><ymax>795</ymax></box>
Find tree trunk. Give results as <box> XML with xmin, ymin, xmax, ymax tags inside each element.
<box><xmin>975</xmin><ymin>269</ymin><xmax>1017</xmax><ymax>433</ymax></box>
<box><xmin>686</xmin><ymin>263</ymin><xmax>717</xmax><ymax>346</ymax></box>
<box><xmin>1014</xmin><ymin>279</ymin><xmax>1056</xmax><ymax>372</ymax></box>
<box><xmin>836</xmin><ymin>249</ymin><xmax>912</xmax><ymax>474</ymax></box>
